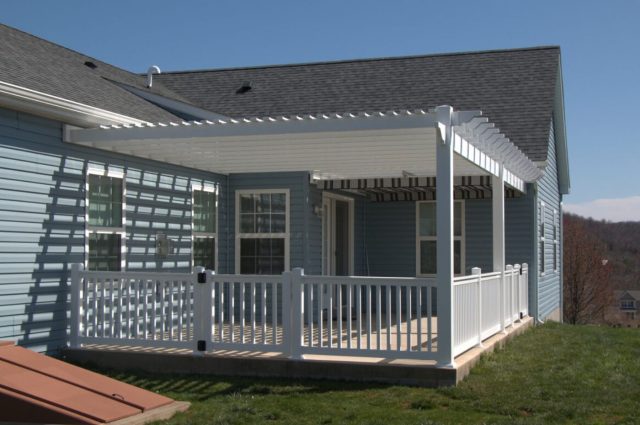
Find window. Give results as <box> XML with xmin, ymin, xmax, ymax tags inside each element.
<box><xmin>192</xmin><ymin>187</ymin><xmax>217</xmax><ymax>270</ymax></box>
<box><xmin>236</xmin><ymin>190</ymin><xmax>289</xmax><ymax>274</ymax></box>
<box><xmin>539</xmin><ymin>201</ymin><xmax>546</xmax><ymax>275</ymax></box>
<box><xmin>416</xmin><ymin>201</ymin><xmax>464</xmax><ymax>276</ymax></box>
<box><xmin>86</xmin><ymin>171</ymin><xmax>125</xmax><ymax>271</ymax></box>
<box><xmin>621</xmin><ymin>300</ymin><xmax>635</xmax><ymax>310</ymax></box>
<box><xmin>553</xmin><ymin>209</ymin><xmax>559</xmax><ymax>272</ymax></box>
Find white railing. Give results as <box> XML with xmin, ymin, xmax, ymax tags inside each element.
<box><xmin>70</xmin><ymin>262</ymin><xmax>528</xmax><ymax>363</ymax></box>
<box><xmin>452</xmin><ymin>263</ymin><xmax>529</xmax><ymax>357</ymax></box>
<box><xmin>292</xmin><ymin>271</ymin><xmax>438</xmax><ymax>360</ymax></box>
<box><xmin>70</xmin><ymin>265</ymin><xmax>195</xmax><ymax>349</ymax></box>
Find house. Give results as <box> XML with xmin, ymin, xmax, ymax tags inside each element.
<box><xmin>606</xmin><ymin>290</ymin><xmax>640</xmax><ymax>326</ymax></box>
<box><xmin>0</xmin><ymin>23</ymin><xmax>569</xmax><ymax>377</ymax></box>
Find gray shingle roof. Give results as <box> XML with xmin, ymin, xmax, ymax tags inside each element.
<box><xmin>156</xmin><ymin>47</ymin><xmax>560</xmax><ymax>162</ymax></box>
<box><xmin>0</xmin><ymin>24</ymin><xmax>187</xmax><ymax>123</ymax></box>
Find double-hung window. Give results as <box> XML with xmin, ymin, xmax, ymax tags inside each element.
<box><xmin>86</xmin><ymin>170</ymin><xmax>125</xmax><ymax>271</ymax></box>
<box><xmin>539</xmin><ymin>201</ymin><xmax>546</xmax><ymax>275</ymax></box>
<box><xmin>416</xmin><ymin>201</ymin><xmax>464</xmax><ymax>276</ymax></box>
<box><xmin>236</xmin><ymin>190</ymin><xmax>289</xmax><ymax>274</ymax></box>
<box><xmin>192</xmin><ymin>186</ymin><xmax>217</xmax><ymax>271</ymax></box>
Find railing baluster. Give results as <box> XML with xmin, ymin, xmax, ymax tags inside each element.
<box><xmin>406</xmin><ymin>285</ymin><xmax>411</xmax><ymax>351</ymax></box>
<box><xmin>328</xmin><ymin>283</ymin><xmax>333</xmax><ymax>348</ymax></box>
<box><xmin>272</xmin><ymin>282</ymin><xmax>278</xmax><ymax>345</ymax></box>
<box><xmin>427</xmin><ymin>286</ymin><xmax>432</xmax><ymax>352</ymax></box>
<box><xmin>346</xmin><ymin>283</ymin><xmax>352</xmax><ymax>349</ymax></box>
<box><xmin>240</xmin><ymin>282</ymin><xmax>245</xmax><ymax>344</ymax></box>
<box><xmin>356</xmin><ymin>284</ymin><xmax>361</xmax><ymax>350</ymax></box>
<box><xmin>386</xmin><ymin>285</ymin><xmax>391</xmax><ymax>350</ymax></box>
<box><xmin>417</xmin><ymin>286</ymin><xmax>422</xmax><ymax>351</ymax></box>
<box><xmin>396</xmin><ymin>286</ymin><xmax>401</xmax><ymax>351</ymax></box>
<box><xmin>307</xmin><ymin>283</ymin><xmax>313</xmax><ymax>347</ymax></box>
<box><xmin>251</xmin><ymin>282</ymin><xmax>256</xmax><ymax>344</ymax></box>
<box><xmin>81</xmin><ymin>277</ymin><xmax>88</xmax><ymax>338</ymax></box>
<box><xmin>366</xmin><ymin>285</ymin><xmax>371</xmax><ymax>350</ymax></box>
<box><xmin>376</xmin><ymin>285</ymin><xmax>382</xmax><ymax>350</ymax></box>
<box><xmin>261</xmin><ymin>282</ymin><xmax>267</xmax><ymax>344</ymax></box>
<box><xmin>177</xmin><ymin>281</ymin><xmax>183</xmax><ymax>341</ymax></box>
<box><xmin>337</xmin><ymin>283</ymin><xmax>342</xmax><ymax>349</ymax></box>
<box><xmin>318</xmin><ymin>283</ymin><xmax>324</xmax><ymax>347</ymax></box>
<box><xmin>151</xmin><ymin>280</ymin><xmax>157</xmax><ymax>341</ymax></box>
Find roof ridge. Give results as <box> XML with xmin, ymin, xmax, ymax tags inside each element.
<box><xmin>159</xmin><ymin>45</ymin><xmax>560</xmax><ymax>75</ymax></box>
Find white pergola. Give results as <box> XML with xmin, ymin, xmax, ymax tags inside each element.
<box><xmin>66</xmin><ymin>105</ymin><xmax>542</xmax><ymax>366</ymax></box>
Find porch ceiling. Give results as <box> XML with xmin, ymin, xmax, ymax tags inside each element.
<box><xmin>65</xmin><ymin>108</ymin><xmax>541</xmax><ymax>191</ymax></box>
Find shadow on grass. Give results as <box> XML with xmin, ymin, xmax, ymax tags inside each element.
<box><xmin>70</xmin><ymin>361</ymin><xmax>397</xmax><ymax>403</ymax></box>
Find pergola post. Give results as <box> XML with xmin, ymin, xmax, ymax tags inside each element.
<box><xmin>492</xmin><ymin>165</ymin><xmax>506</xmax><ymax>332</ymax></box>
<box><xmin>435</xmin><ymin>105</ymin><xmax>455</xmax><ymax>367</ymax></box>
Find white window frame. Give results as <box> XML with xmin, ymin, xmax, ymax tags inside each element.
<box><xmin>85</xmin><ymin>168</ymin><xmax>126</xmax><ymax>271</ymax></box>
<box><xmin>235</xmin><ymin>188</ymin><xmax>290</xmax><ymax>274</ymax></box>
<box><xmin>321</xmin><ymin>191</ymin><xmax>355</xmax><ymax>276</ymax></box>
<box><xmin>192</xmin><ymin>184</ymin><xmax>218</xmax><ymax>272</ymax></box>
<box><xmin>539</xmin><ymin>201</ymin><xmax>546</xmax><ymax>276</ymax></box>
<box><xmin>415</xmin><ymin>200</ymin><xmax>465</xmax><ymax>277</ymax></box>
<box><xmin>621</xmin><ymin>300</ymin><xmax>635</xmax><ymax>310</ymax></box>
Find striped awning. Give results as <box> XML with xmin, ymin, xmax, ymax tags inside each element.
<box><xmin>315</xmin><ymin>176</ymin><xmax>521</xmax><ymax>202</ymax></box>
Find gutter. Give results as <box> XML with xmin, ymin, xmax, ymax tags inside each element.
<box><xmin>0</xmin><ymin>80</ymin><xmax>147</xmax><ymax>127</ymax></box>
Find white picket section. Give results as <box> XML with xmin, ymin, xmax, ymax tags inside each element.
<box><xmin>207</xmin><ymin>273</ymin><xmax>284</xmax><ymax>351</ymax></box>
<box><xmin>452</xmin><ymin>264</ymin><xmax>529</xmax><ymax>357</ymax></box>
<box><xmin>71</xmin><ymin>266</ymin><xmax>195</xmax><ymax>349</ymax></box>
<box><xmin>294</xmin><ymin>273</ymin><xmax>439</xmax><ymax>360</ymax></box>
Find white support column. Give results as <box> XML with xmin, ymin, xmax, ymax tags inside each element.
<box><xmin>193</xmin><ymin>266</ymin><xmax>211</xmax><ymax>355</ymax></box>
<box><xmin>290</xmin><ymin>268</ymin><xmax>304</xmax><ymax>359</ymax></box>
<box><xmin>435</xmin><ymin>105</ymin><xmax>455</xmax><ymax>367</ymax></box>
<box><xmin>472</xmin><ymin>267</ymin><xmax>483</xmax><ymax>348</ymax></box>
<box><xmin>492</xmin><ymin>165</ymin><xmax>506</xmax><ymax>333</ymax></box>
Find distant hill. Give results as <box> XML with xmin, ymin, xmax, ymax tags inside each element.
<box><xmin>564</xmin><ymin>213</ymin><xmax>640</xmax><ymax>290</ymax></box>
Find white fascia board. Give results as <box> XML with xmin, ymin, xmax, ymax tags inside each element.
<box><xmin>113</xmin><ymin>82</ymin><xmax>230</xmax><ymax>121</ymax></box>
<box><xmin>0</xmin><ymin>80</ymin><xmax>147</xmax><ymax>127</ymax></box>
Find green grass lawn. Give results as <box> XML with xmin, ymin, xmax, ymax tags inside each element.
<box><xmin>104</xmin><ymin>323</ymin><xmax>640</xmax><ymax>425</ymax></box>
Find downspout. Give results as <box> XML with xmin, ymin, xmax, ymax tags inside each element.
<box><xmin>559</xmin><ymin>197</ymin><xmax>564</xmax><ymax>323</ymax></box>
<box><xmin>531</xmin><ymin>183</ymin><xmax>540</xmax><ymax>323</ymax></box>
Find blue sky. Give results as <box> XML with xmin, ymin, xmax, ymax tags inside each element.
<box><xmin>2</xmin><ymin>1</ymin><xmax>639</xmax><ymax>221</ymax></box>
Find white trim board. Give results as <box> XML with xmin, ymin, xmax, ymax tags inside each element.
<box><xmin>0</xmin><ymin>80</ymin><xmax>147</xmax><ymax>127</ymax></box>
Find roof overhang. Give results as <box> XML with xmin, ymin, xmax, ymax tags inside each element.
<box><xmin>0</xmin><ymin>80</ymin><xmax>147</xmax><ymax>127</ymax></box>
<box><xmin>65</xmin><ymin>108</ymin><xmax>542</xmax><ymax>192</ymax></box>
<box><xmin>553</xmin><ymin>60</ymin><xmax>571</xmax><ymax>195</ymax></box>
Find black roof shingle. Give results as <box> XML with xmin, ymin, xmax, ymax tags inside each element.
<box><xmin>156</xmin><ymin>47</ymin><xmax>560</xmax><ymax>162</ymax></box>
<box><xmin>0</xmin><ymin>24</ymin><xmax>187</xmax><ymax>123</ymax></box>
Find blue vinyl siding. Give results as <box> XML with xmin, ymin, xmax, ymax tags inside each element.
<box><xmin>0</xmin><ymin>107</ymin><xmax>225</xmax><ymax>353</ymax></box>
<box><xmin>535</xmin><ymin>120</ymin><xmax>563</xmax><ymax>320</ymax></box>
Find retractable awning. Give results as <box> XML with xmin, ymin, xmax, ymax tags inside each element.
<box><xmin>65</xmin><ymin>107</ymin><xmax>542</xmax><ymax>192</ymax></box>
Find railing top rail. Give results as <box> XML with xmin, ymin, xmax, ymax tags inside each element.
<box><xmin>210</xmin><ymin>274</ymin><xmax>282</xmax><ymax>282</ymax></box>
<box><xmin>300</xmin><ymin>275</ymin><xmax>437</xmax><ymax>287</ymax></box>
<box><xmin>77</xmin><ymin>270</ymin><xmax>194</xmax><ymax>280</ymax></box>
<box><xmin>453</xmin><ymin>271</ymin><xmax>502</xmax><ymax>285</ymax></box>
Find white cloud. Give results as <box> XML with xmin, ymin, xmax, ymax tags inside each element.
<box><xmin>564</xmin><ymin>196</ymin><xmax>640</xmax><ymax>222</ymax></box>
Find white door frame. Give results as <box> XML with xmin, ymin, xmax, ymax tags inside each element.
<box><xmin>322</xmin><ymin>192</ymin><xmax>355</xmax><ymax>276</ymax></box>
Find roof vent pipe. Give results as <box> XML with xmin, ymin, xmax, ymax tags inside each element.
<box><xmin>146</xmin><ymin>65</ymin><xmax>161</xmax><ymax>88</ymax></box>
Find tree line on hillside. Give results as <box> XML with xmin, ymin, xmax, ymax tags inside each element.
<box><xmin>563</xmin><ymin>213</ymin><xmax>640</xmax><ymax>324</ymax></box>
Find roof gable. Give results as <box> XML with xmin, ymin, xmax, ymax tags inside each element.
<box><xmin>156</xmin><ymin>47</ymin><xmax>561</xmax><ymax>162</ymax></box>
